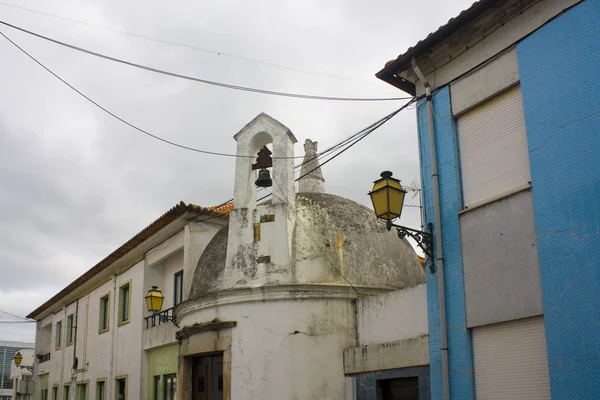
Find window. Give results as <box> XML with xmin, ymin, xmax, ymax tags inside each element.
<box><xmin>153</xmin><ymin>376</ymin><xmax>160</xmax><ymax>400</ymax></box>
<box><xmin>457</xmin><ymin>85</ymin><xmax>531</xmax><ymax>207</ymax></box>
<box><xmin>163</xmin><ymin>374</ymin><xmax>177</xmax><ymax>400</ymax></box>
<box><xmin>55</xmin><ymin>320</ymin><xmax>62</xmax><ymax>349</ymax></box>
<box><xmin>63</xmin><ymin>385</ymin><xmax>70</xmax><ymax>400</ymax></box>
<box><xmin>41</xmin><ymin>389</ymin><xmax>48</xmax><ymax>400</ymax></box>
<box><xmin>75</xmin><ymin>383</ymin><xmax>87</xmax><ymax>400</ymax></box>
<box><xmin>377</xmin><ymin>377</ymin><xmax>419</xmax><ymax>400</ymax></box>
<box><xmin>173</xmin><ymin>270</ymin><xmax>183</xmax><ymax>306</ymax></box>
<box><xmin>99</xmin><ymin>294</ymin><xmax>110</xmax><ymax>333</ymax></box>
<box><xmin>52</xmin><ymin>386</ymin><xmax>58</xmax><ymax>400</ymax></box>
<box><xmin>95</xmin><ymin>380</ymin><xmax>105</xmax><ymax>400</ymax></box>
<box><xmin>66</xmin><ymin>314</ymin><xmax>74</xmax><ymax>346</ymax></box>
<box><xmin>118</xmin><ymin>283</ymin><xmax>130</xmax><ymax>325</ymax></box>
<box><xmin>115</xmin><ymin>377</ymin><xmax>127</xmax><ymax>400</ymax></box>
<box><xmin>76</xmin><ymin>383</ymin><xmax>87</xmax><ymax>400</ymax></box>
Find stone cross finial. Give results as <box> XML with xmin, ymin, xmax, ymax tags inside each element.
<box><xmin>298</xmin><ymin>139</ymin><xmax>325</xmax><ymax>193</ymax></box>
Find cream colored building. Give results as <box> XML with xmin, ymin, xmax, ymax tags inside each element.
<box><xmin>30</xmin><ymin>113</ymin><xmax>430</xmax><ymax>400</ymax></box>
<box><xmin>28</xmin><ymin>203</ymin><xmax>230</xmax><ymax>400</ymax></box>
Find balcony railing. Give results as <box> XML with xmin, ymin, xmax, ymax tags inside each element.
<box><xmin>145</xmin><ymin>307</ymin><xmax>175</xmax><ymax>329</ymax></box>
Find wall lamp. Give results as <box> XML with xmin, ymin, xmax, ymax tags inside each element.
<box><xmin>369</xmin><ymin>171</ymin><xmax>434</xmax><ymax>271</ymax></box>
<box><xmin>145</xmin><ymin>286</ymin><xmax>179</xmax><ymax>328</ymax></box>
<box><xmin>14</xmin><ymin>352</ymin><xmax>34</xmax><ymax>373</ymax></box>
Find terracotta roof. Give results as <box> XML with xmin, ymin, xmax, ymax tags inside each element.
<box><xmin>27</xmin><ymin>201</ymin><xmax>232</xmax><ymax>319</ymax></box>
<box><xmin>376</xmin><ymin>0</ymin><xmax>497</xmax><ymax>94</ymax></box>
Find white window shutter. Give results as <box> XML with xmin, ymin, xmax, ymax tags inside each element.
<box><xmin>457</xmin><ymin>86</ymin><xmax>531</xmax><ymax>207</ymax></box>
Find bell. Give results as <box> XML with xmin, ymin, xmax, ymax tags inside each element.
<box><xmin>255</xmin><ymin>168</ymin><xmax>272</xmax><ymax>188</ymax></box>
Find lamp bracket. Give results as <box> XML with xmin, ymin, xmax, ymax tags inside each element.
<box><xmin>19</xmin><ymin>365</ymin><xmax>34</xmax><ymax>373</ymax></box>
<box><xmin>387</xmin><ymin>221</ymin><xmax>434</xmax><ymax>272</ymax></box>
<box><xmin>151</xmin><ymin>313</ymin><xmax>179</xmax><ymax>328</ymax></box>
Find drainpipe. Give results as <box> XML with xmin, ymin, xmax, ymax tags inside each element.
<box><xmin>109</xmin><ymin>276</ymin><xmax>117</xmax><ymax>398</ymax></box>
<box><xmin>412</xmin><ymin>58</ymin><xmax>449</xmax><ymax>400</ymax></box>
<box><xmin>71</xmin><ymin>300</ymin><xmax>79</xmax><ymax>400</ymax></box>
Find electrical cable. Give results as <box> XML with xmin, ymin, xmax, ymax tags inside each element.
<box><xmin>0</xmin><ymin>309</ymin><xmax>33</xmax><ymax>321</ymax></box>
<box><xmin>0</xmin><ymin>1</ymin><xmax>387</xmax><ymax>88</ymax></box>
<box><xmin>0</xmin><ymin>29</ymin><xmax>415</xmax><ymax>160</ymax></box>
<box><xmin>0</xmin><ymin>20</ymin><xmax>412</xmax><ymax>102</ymax></box>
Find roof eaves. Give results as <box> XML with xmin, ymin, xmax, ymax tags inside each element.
<box><xmin>26</xmin><ymin>201</ymin><xmax>232</xmax><ymax>319</ymax></box>
<box><xmin>376</xmin><ymin>0</ymin><xmax>499</xmax><ymax>95</ymax></box>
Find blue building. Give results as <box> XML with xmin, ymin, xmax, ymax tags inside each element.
<box><xmin>377</xmin><ymin>0</ymin><xmax>599</xmax><ymax>398</ymax></box>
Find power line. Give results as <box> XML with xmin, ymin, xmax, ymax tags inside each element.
<box><xmin>0</xmin><ymin>310</ymin><xmax>33</xmax><ymax>321</ymax></box>
<box><xmin>0</xmin><ymin>1</ymin><xmax>387</xmax><ymax>88</ymax></box>
<box><xmin>0</xmin><ymin>28</ymin><xmax>414</xmax><ymax>160</ymax></box>
<box><xmin>0</xmin><ymin>320</ymin><xmax>36</xmax><ymax>323</ymax></box>
<box><xmin>0</xmin><ymin>30</ymin><xmax>301</xmax><ymax>159</ymax></box>
<box><xmin>0</xmin><ymin>20</ymin><xmax>412</xmax><ymax>102</ymax></box>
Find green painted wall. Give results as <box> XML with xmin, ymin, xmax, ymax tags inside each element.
<box><xmin>147</xmin><ymin>344</ymin><xmax>178</xmax><ymax>400</ymax></box>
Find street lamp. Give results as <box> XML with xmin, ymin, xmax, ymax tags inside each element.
<box><xmin>145</xmin><ymin>286</ymin><xmax>179</xmax><ymax>327</ymax></box>
<box><xmin>14</xmin><ymin>352</ymin><xmax>34</xmax><ymax>373</ymax></box>
<box><xmin>369</xmin><ymin>171</ymin><xmax>434</xmax><ymax>271</ymax></box>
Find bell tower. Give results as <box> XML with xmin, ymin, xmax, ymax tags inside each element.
<box><xmin>225</xmin><ymin>113</ymin><xmax>297</xmax><ymax>288</ymax></box>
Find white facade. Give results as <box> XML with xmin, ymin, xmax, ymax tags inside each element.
<box><xmin>178</xmin><ymin>113</ymin><xmax>429</xmax><ymax>400</ymax></box>
<box><xmin>30</xmin><ymin>207</ymin><xmax>227</xmax><ymax>400</ymax></box>
<box><xmin>31</xmin><ymin>113</ymin><xmax>430</xmax><ymax>400</ymax></box>
<box><xmin>8</xmin><ymin>346</ymin><xmax>35</xmax><ymax>400</ymax></box>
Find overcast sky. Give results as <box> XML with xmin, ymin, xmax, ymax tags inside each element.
<box><xmin>0</xmin><ymin>0</ymin><xmax>473</xmax><ymax>342</ymax></box>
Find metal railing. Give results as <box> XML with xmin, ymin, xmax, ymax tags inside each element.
<box><xmin>144</xmin><ymin>307</ymin><xmax>175</xmax><ymax>329</ymax></box>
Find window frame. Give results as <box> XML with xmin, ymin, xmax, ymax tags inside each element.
<box><xmin>173</xmin><ymin>270</ymin><xmax>183</xmax><ymax>307</ymax></box>
<box><xmin>55</xmin><ymin>320</ymin><xmax>63</xmax><ymax>350</ymax></box>
<box><xmin>75</xmin><ymin>382</ymin><xmax>88</xmax><ymax>400</ymax></box>
<box><xmin>115</xmin><ymin>375</ymin><xmax>128</xmax><ymax>400</ymax></box>
<box><xmin>95</xmin><ymin>379</ymin><xmax>106</xmax><ymax>400</ymax></box>
<box><xmin>63</xmin><ymin>384</ymin><xmax>70</xmax><ymax>400</ymax></box>
<box><xmin>118</xmin><ymin>281</ymin><xmax>131</xmax><ymax>326</ymax></box>
<box><xmin>52</xmin><ymin>385</ymin><xmax>59</xmax><ymax>400</ymax></box>
<box><xmin>163</xmin><ymin>374</ymin><xmax>177</xmax><ymax>400</ymax></box>
<box><xmin>153</xmin><ymin>375</ymin><xmax>160</xmax><ymax>400</ymax></box>
<box><xmin>98</xmin><ymin>293</ymin><xmax>110</xmax><ymax>334</ymax></box>
<box><xmin>66</xmin><ymin>314</ymin><xmax>74</xmax><ymax>346</ymax></box>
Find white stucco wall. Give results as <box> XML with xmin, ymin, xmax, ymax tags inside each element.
<box><xmin>179</xmin><ymin>291</ymin><xmax>357</xmax><ymax>400</ymax></box>
<box><xmin>356</xmin><ymin>283</ymin><xmax>428</xmax><ymax>346</ymax></box>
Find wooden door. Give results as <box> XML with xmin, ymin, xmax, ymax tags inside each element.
<box><xmin>192</xmin><ymin>354</ymin><xmax>223</xmax><ymax>400</ymax></box>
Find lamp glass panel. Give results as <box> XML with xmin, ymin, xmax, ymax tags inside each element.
<box><xmin>370</xmin><ymin>188</ymin><xmax>390</xmax><ymax>220</ymax></box>
<box><xmin>14</xmin><ymin>352</ymin><xmax>22</xmax><ymax>366</ymax></box>
<box><xmin>388</xmin><ymin>187</ymin><xmax>406</xmax><ymax>219</ymax></box>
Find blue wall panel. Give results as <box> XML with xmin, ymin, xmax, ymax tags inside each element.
<box><xmin>417</xmin><ymin>87</ymin><xmax>474</xmax><ymax>400</ymax></box>
<box><xmin>517</xmin><ymin>1</ymin><xmax>600</xmax><ymax>398</ymax></box>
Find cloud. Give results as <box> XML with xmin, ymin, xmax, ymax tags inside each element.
<box><xmin>0</xmin><ymin>0</ymin><xmax>474</xmax><ymax>340</ymax></box>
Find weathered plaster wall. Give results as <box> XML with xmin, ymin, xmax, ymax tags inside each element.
<box><xmin>356</xmin><ymin>284</ymin><xmax>428</xmax><ymax>346</ymax></box>
<box><xmin>517</xmin><ymin>1</ymin><xmax>600</xmax><ymax>397</ymax></box>
<box><xmin>344</xmin><ymin>336</ymin><xmax>429</xmax><ymax>375</ymax></box>
<box><xmin>179</xmin><ymin>294</ymin><xmax>356</xmax><ymax>400</ymax></box>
